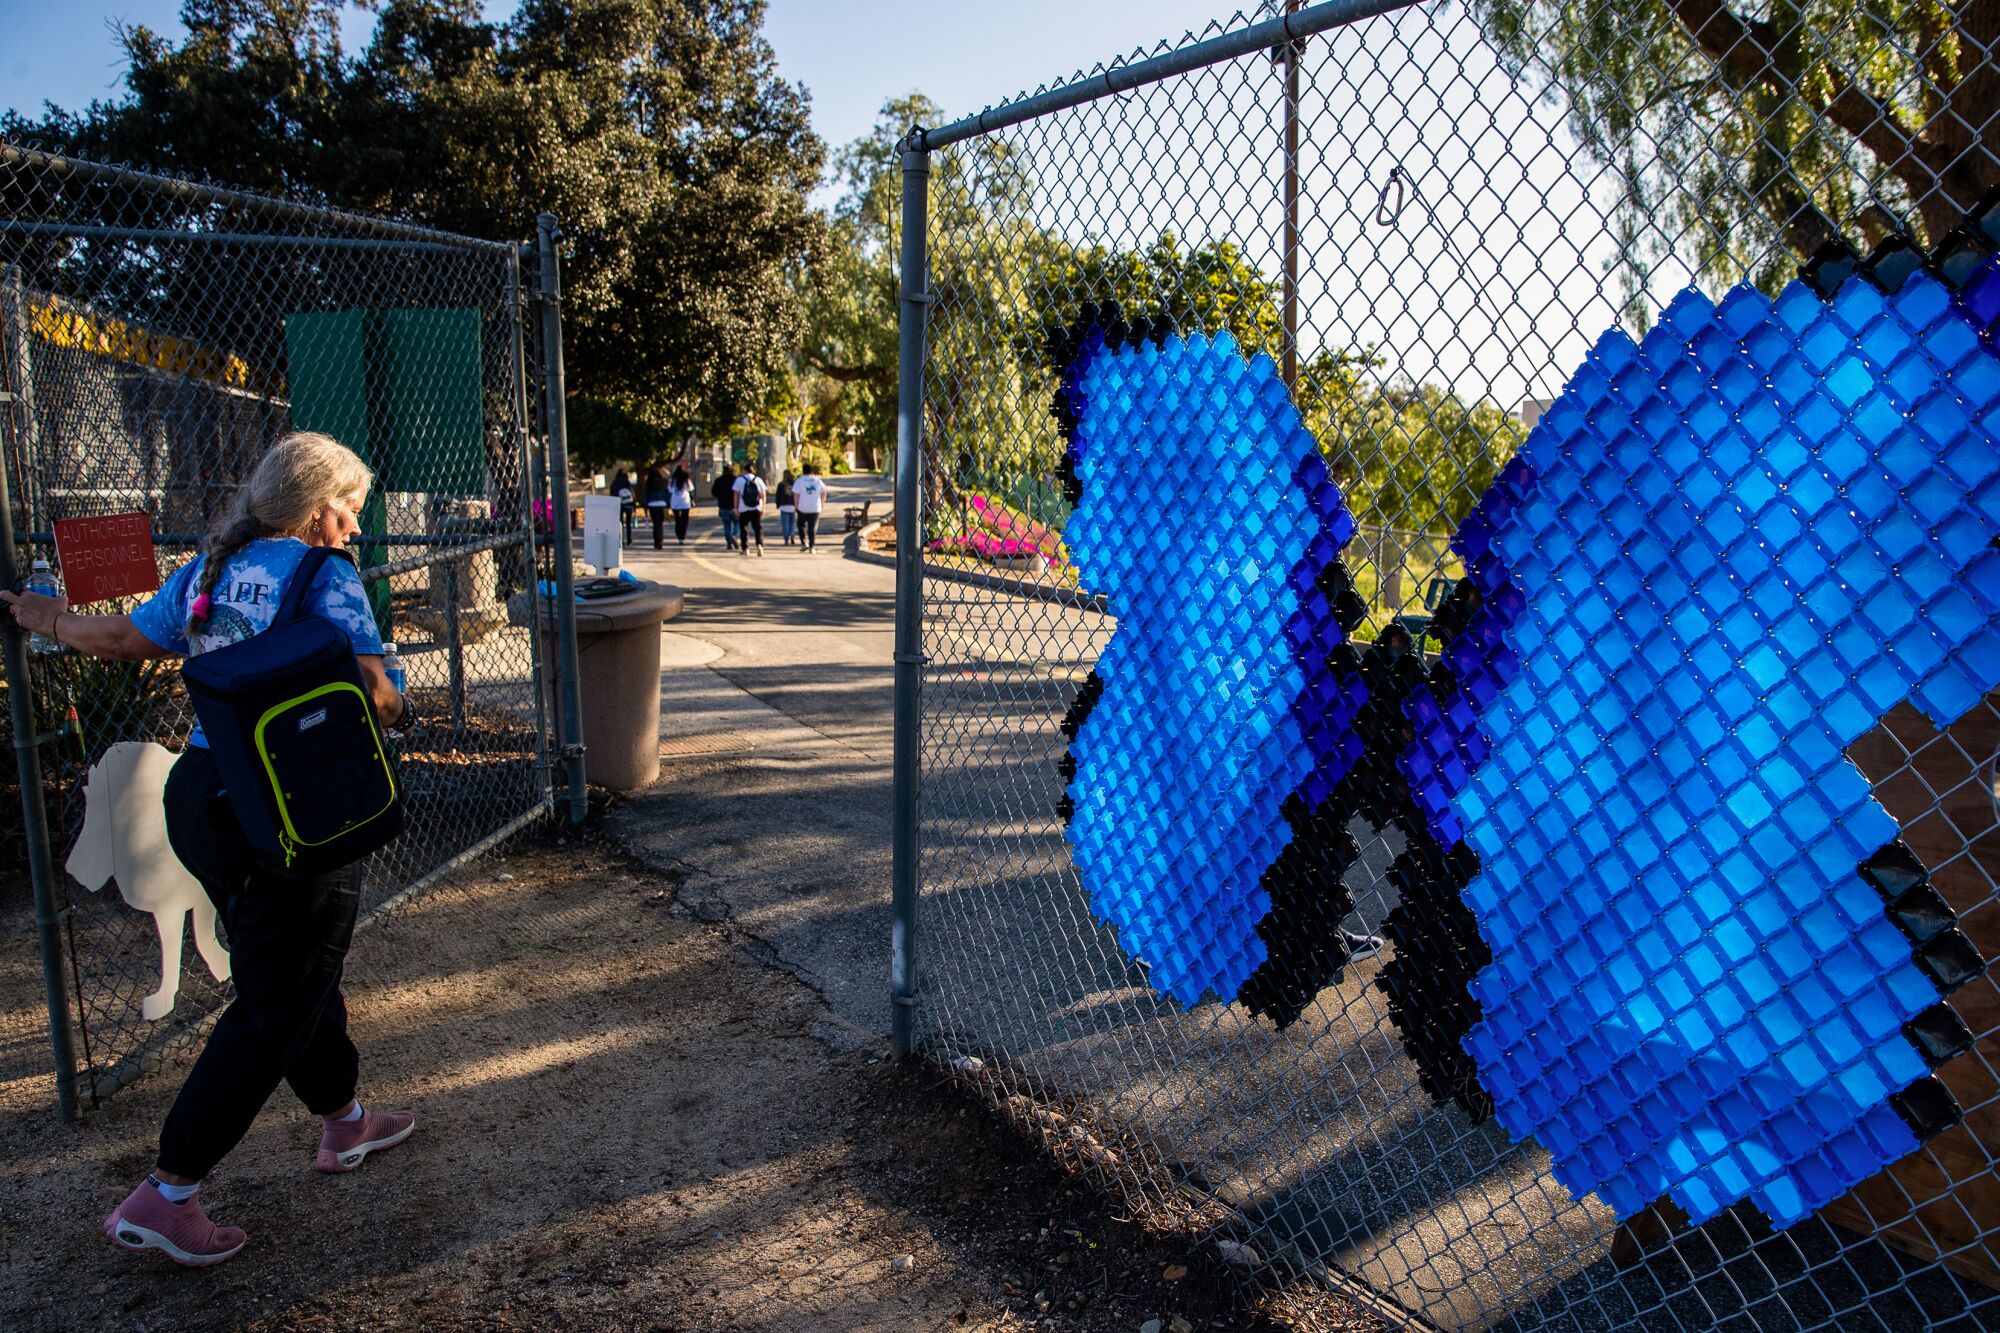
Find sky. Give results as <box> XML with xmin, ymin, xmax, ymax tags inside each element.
<box><xmin>0</xmin><ymin>1</ymin><xmax>1643</xmax><ymax>447</ymax></box>
<box><xmin>0</xmin><ymin>0</ymin><xmax>1282</xmax><ymax>152</ymax></box>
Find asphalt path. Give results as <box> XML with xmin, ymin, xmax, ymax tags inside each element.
<box><xmin>607</xmin><ymin>474</ymin><xmax>900</xmax><ymax>1046</ymax></box>
<box><xmin>608</xmin><ymin>473</ymin><xmax>1113</xmax><ymax>1048</ymax></box>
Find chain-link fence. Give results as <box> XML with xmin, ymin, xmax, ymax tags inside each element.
<box><xmin>898</xmin><ymin>2</ymin><xmax>2000</xmax><ymax>1329</ymax></box>
<box><xmin>0</xmin><ymin>143</ymin><xmax>573</xmax><ymax>1115</ymax></box>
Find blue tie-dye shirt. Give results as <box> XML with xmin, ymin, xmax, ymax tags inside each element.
<box><xmin>132</xmin><ymin>537</ymin><xmax>383</xmax><ymax>747</ymax></box>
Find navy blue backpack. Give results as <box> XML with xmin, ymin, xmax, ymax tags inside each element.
<box><xmin>180</xmin><ymin>545</ymin><xmax>402</xmax><ymax>873</ymax></box>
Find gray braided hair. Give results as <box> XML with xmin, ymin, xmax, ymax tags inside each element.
<box><xmin>185</xmin><ymin>431</ymin><xmax>373</xmax><ymax>638</ymax></box>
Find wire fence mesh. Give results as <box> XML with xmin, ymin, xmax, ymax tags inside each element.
<box><xmin>0</xmin><ymin>143</ymin><xmax>558</xmax><ymax>1112</ymax></box>
<box><xmin>906</xmin><ymin>2</ymin><xmax>2000</xmax><ymax>1329</ymax></box>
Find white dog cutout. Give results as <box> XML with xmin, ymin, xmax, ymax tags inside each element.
<box><xmin>67</xmin><ymin>742</ymin><xmax>229</xmax><ymax>1020</ymax></box>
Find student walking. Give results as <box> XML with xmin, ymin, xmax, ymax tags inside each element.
<box><xmin>643</xmin><ymin>463</ymin><xmax>671</xmax><ymax>550</ymax></box>
<box><xmin>611</xmin><ymin>467</ymin><xmax>635</xmax><ymax>546</ymax></box>
<box><xmin>793</xmin><ymin>463</ymin><xmax>827</xmax><ymax>553</ymax></box>
<box><xmin>775</xmin><ymin>471</ymin><xmax>797</xmax><ymax>546</ymax></box>
<box><xmin>669</xmin><ymin>465</ymin><xmax>694</xmax><ymax>545</ymax></box>
<box><xmin>711</xmin><ymin>464</ymin><xmax>740</xmax><ymax>550</ymax></box>
<box><xmin>734</xmin><ymin>468</ymin><xmax>768</xmax><ymax>556</ymax></box>
<box><xmin>0</xmin><ymin>431</ymin><xmax>413</xmax><ymax>1268</ymax></box>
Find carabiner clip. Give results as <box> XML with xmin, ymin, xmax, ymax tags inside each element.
<box><xmin>1374</xmin><ymin>165</ymin><xmax>1408</xmax><ymax>227</ymax></box>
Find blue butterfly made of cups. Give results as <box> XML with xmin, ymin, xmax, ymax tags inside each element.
<box><xmin>1051</xmin><ymin>205</ymin><xmax>2000</xmax><ymax>1232</ymax></box>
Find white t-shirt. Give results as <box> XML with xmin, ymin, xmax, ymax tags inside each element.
<box><xmin>734</xmin><ymin>474</ymin><xmax>766</xmax><ymax>512</ymax></box>
<box><xmin>668</xmin><ymin>481</ymin><xmax>692</xmax><ymax>510</ymax></box>
<box><xmin>793</xmin><ymin>475</ymin><xmax>827</xmax><ymax>514</ymax></box>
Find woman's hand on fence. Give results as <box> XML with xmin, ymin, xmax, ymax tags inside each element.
<box><xmin>0</xmin><ymin>596</ymin><xmax>173</xmax><ymax>661</ymax></box>
<box><xmin>0</xmin><ymin>587</ymin><xmax>66</xmax><ymax>637</ymax></box>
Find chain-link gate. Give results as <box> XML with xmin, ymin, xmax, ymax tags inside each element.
<box><xmin>895</xmin><ymin>2</ymin><xmax>2000</xmax><ymax>1329</ymax></box>
<box><xmin>0</xmin><ymin>144</ymin><xmax>582</xmax><ymax>1119</ymax></box>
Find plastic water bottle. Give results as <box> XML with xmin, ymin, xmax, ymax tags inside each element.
<box><xmin>381</xmin><ymin>641</ymin><xmax>407</xmax><ymax>738</ymax></box>
<box><xmin>27</xmin><ymin>560</ymin><xmax>62</xmax><ymax>655</ymax></box>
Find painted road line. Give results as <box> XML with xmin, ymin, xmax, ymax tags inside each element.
<box><xmin>684</xmin><ymin>551</ymin><xmax>759</xmax><ymax>585</ymax></box>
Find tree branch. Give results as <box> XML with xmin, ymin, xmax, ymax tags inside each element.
<box><xmin>1663</xmin><ymin>0</ymin><xmax>1930</xmax><ymax>184</ymax></box>
<box><xmin>806</xmin><ymin>354</ymin><xmax>891</xmax><ymax>385</ymax></box>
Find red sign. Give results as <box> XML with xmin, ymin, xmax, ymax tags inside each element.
<box><xmin>52</xmin><ymin>512</ymin><xmax>160</xmax><ymax>604</ymax></box>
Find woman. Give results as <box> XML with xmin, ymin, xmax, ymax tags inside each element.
<box><xmin>669</xmin><ymin>464</ymin><xmax>694</xmax><ymax>545</ymax></box>
<box><xmin>2</xmin><ymin>432</ymin><xmax>412</xmax><ymax>1267</ymax></box>
<box><xmin>643</xmin><ymin>463</ymin><xmax>671</xmax><ymax>550</ymax></box>
<box><xmin>610</xmin><ymin>467</ymin><xmax>635</xmax><ymax>546</ymax></box>
<box><xmin>775</xmin><ymin>470</ymin><xmax>797</xmax><ymax>547</ymax></box>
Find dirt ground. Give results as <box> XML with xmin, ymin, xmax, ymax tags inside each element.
<box><xmin>0</xmin><ymin>825</ymin><xmax>1373</xmax><ymax>1332</ymax></box>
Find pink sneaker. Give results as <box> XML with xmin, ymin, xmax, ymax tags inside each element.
<box><xmin>315</xmin><ymin>1106</ymin><xmax>415</xmax><ymax>1173</ymax></box>
<box><xmin>103</xmin><ymin>1180</ymin><xmax>246</xmax><ymax>1267</ymax></box>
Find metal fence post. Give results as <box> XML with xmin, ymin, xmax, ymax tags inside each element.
<box><xmin>535</xmin><ymin>213</ymin><xmax>588</xmax><ymax>824</ymax></box>
<box><xmin>1280</xmin><ymin>0</ymin><xmax>1302</xmax><ymax>390</ymax></box>
<box><xmin>445</xmin><ymin>563</ymin><xmax>466</xmax><ymax>732</ymax></box>
<box><xmin>505</xmin><ymin>247</ymin><xmax>553</xmax><ymax>805</ymax></box>
<box><xmin>0</xmin><ymin>269</ymin><xmax>78</xmax><ymax>1121</ymax></box>
<box><xmin>890</xmin><ymin>147</ymin><xmax>930</xmax><ymax>1059</ymax></box>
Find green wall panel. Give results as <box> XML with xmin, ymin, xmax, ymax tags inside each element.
<box><xmin>377</xmin><ymin>307</ymin><xmax>485</xmax><ymax>494</ymax></box>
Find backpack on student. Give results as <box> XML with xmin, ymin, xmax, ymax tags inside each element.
<box><xmin>180</xmin><ymin>546</ymin><xmax>403</xmax><ymax>874</ymax></box>
<box><xmin>739</xmin><ymin>475</ymin><xmax>765</xmax><ymax>510</ymax></box>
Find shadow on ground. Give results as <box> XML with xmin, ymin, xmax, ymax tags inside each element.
<box><xmin>0</xmin><ymin>829</ymin><xmax>1302</xmax><ymax>1332</ymax></box>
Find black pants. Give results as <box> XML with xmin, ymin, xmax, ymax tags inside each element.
<box><xmin>650</xmin><ymin>506</ymin><xmax>667</xmax><ymax>548</ymax></box>
<box><xmin>799</xmin><ymin>512</ymin><xmax>820</xmax><ymax>550</ymax></box>
<box><xmin>673</xmin><ymin>509</ymin><xmax>690</xmax><ymax>543</ymax></box>
<box><xmin>738</xmin><ymin>509</ymin><xmax>764</xmax><ymax>547</ymax></box>
<box><xmin>156</xmin><ymin>746</ymin><xmax>362</xmax><ymax>1179</ymax></box>
<box><xmin>621</xmin><ymin>506</ymin><xmax>634</xmax><ymax>544</ymax></box>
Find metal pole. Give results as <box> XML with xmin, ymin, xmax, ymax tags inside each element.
<box><xmin>1282</xmin><ymin>0</ymin><xmax>1303</xmax><ymax>389</ymax></box>
<box><xmin>890</xmin><ymin>149</ymin><xmax>931</xmax><ymax>1059</ymax></box>
<box><xmin>445</xmin><ymin>563</ymin><xmax>466</xmax><ymax>733</ymax></box>
<box><xmin>0</xmin><ymin>221</ymin><xmax>484</xmax><ymax>255</ymax></box>
<box><xmin>0</xmin><ymin>272</ymin><xmax>79</xmax><ymax>1121</ymax></box>
<box><xmin>535</xmin><ymin>214</ymin><xmax>588</xmax><ymax>824</ymax></box>
<box><xmin>899</xmin><ymin>0</ymin><xmax>1420</xmax><ymax>152</ymax></box>
<box><xmin>0</xmin><ymin>143</ymin><xmax>516</xmax><ymax>256</ymax></box>
<box><xmin>505</xmin><ymin>247</ymin><xmax>553</xmax><ymax>804</ymax></box>
<box><xmin>3</xmin><ymin>267</ymin><xmax>43</xmax><ymax>541</ymax></box>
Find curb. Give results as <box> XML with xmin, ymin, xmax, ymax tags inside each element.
<box><xmin>845</xmin><ymin>516</ymin><xmax>1108</xmax><ymax>614</ymax></box>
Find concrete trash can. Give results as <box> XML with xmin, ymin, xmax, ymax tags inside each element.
<box><xmin>539</xmin><ymin>577</ymin><xmax>684</xmax><ymax>790</ymax></box>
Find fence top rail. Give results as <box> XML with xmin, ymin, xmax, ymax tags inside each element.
<box><xmin>896</xmin><ymin>0</ymin><xmax>1425</xmax><ymax>154</ymax></box>
<box><xmin>0</xmin><ymin>141</ymin><xmax>520</xmax><ymax>258</ymax></box>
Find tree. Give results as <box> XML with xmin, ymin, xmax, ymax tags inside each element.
<box><xmin>9</xmin><ymin>0</ymin><xmax>351</xmax><ymax>200</ymax></box>
<box><xmin>1294</xmin><ymin>353</ymin><xmax>1524</xmax><ymax>619</ymax></box>
<box><xmin>1476</xmin><ymin>0</ymin><xmax>2000</xmax><ymax>304</ymax></box>
<box><xmin>1304</xmin><ymin>368</ymin><xmax>1524</xmax><ymax>534</ymax></box>
<box><xmin>3</xmin><ymin>0</ymin><xmax>826</xmax><ymax>430</ymax></box>
<box><xmin>801</xmin><ymin>94</ymin><xmax>1067</xmax><ymax>513</ymax></box>
<box><xmin>564</xmin><ymin>396</ymin><xmax>678</xmax><ymax>473</ymax></box>
<box><xmin>1045</xmin><ymin>231</ymin><xmax>1286</xmax><ymax>361</ymax></box>
<box><xmin>796</xmin><ymin>200</ymin><xmax>899</xmax><ymax>450</ymax></box>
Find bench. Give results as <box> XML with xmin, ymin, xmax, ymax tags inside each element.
<box><xmin>844</xmin><ymin>500</ymin><xmax>873</xmax><ymax>531</ymax></box>
<box><xmin>1390</xmin><ymin>575</ymin><xmax>1457</xmax><ymax>644</ymax></box>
